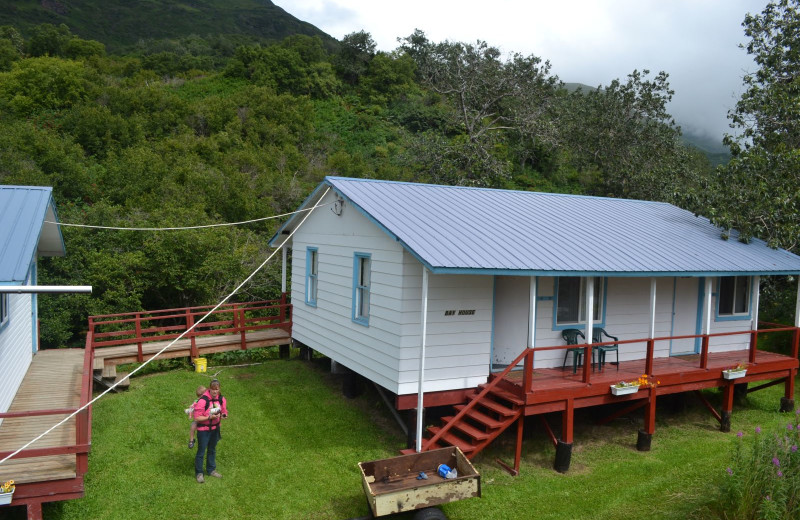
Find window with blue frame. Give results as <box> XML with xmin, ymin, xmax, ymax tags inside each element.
<box><xmin>352</xmin><ymin>253</ymin><xmax>371</xmax><ymax>325</ymax></box>
<box><xmin>555</xmin><ymin>276</ymin><xmax>603</xmax><ymax>327</ymax></box>
<box><xmin>0</xmin><ymin>293</ymin><xmax>8</xmax><ymax>329</ymax></box>
<box><xmin>305</xmin><ymin>247</ymin><xmax>318</xmax><ymax>306</ymax></box>
<box><xmin>717</xmin><ymin>276</ymin><xmax>750</xmax><ymax>318</ymax></box>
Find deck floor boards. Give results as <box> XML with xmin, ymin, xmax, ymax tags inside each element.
<box><xmin>0</xmin><ymin>349</ymin><xmax>84</xmax><ymax>485</ymax></box>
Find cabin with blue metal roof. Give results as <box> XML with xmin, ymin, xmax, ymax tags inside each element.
<box><xmin>272</xmin><ymin>177</ymin><xmax>800</xmax><ymax>472</ymax></box>
<box><xmin>0</xmin><ymin>186</ymin><xmax>65</xmax><ymax>415</ymax></box>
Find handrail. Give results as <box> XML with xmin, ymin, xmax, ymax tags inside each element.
<box><xmin>424</xmin><ymin>347</ymin><xmax>531</xmax><ymax>451</ymax></box>
<box><xmin>88</xmin><ymin>299</ymin><xmax>292</xmax><ymax>357</ymax></box>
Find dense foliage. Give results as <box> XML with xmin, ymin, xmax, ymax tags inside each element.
<box><xmin>0</xmin><ymin>20</ymin><xmax>715</xmax><ymax>348</ymax></box>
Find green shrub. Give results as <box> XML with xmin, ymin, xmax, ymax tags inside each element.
<box><xmin>720</xmin><ymin>418</ymin><xmax>800</xmax><ymax>519</ymax></box>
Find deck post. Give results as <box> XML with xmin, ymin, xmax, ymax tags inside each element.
<box><xmin>523</xmin><ymin>349</ymin><xmax>533</xmax><ymax>394</ymax></box>
<box><xmin>554</xmin><ymin>399</ymin><xmax>574</xmax><ymax>473</ymax></box>
<box><xmin>749</xmin><ymin>276</ymin><xmax>760</xmax><ymax>364</ymax></box>
<box><xmin>646</xmin><ymin>278</ymin><xmax>656</xmax><ymax>375</ymax></box>
<box><xmin>584</xmin><ymin>277</ymin><xmax>594</xmax><ymax>379</ymax></box>
<box><xmin>638</xmin><ymin>386</ymin><xmax>656</xmax><ymax>451</ymax></box>
<box><xmin>720</xmin><ymin>382</ymin><xmax>735</xmax><ymax>432</ymax></box>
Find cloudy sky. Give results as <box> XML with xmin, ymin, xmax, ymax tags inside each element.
<box><xmin>273</xmin><ymin>0</ymin><xmax>769</xmax><ymax>143</ymax></box>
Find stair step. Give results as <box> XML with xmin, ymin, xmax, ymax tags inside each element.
<box><xmin>466</xmin><ymin>393</ymin><xmax>518</xmax><ymax>417</ymax></box>
<box><xmin>426</xmin><ymin>427</ymin><xmax>476</xmax><ymax>454</ymax></box>
<box><xmin>441</xmin><ymin>416</ymin><xmax>491</xmax><ymax>441</ymax></box>
<box><xmin>479</xmin><ymin>384</ymin><xmax>525</xmax><ymax>406</ymax></box>
<box><xmin>453</xmin><ymin>405</ymin><xmax>507</xmax><ymax>429</ymax></box>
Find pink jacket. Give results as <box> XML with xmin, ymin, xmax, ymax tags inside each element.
<box><xmin>193</xmin><ymin>390</ymin><xmax>228</xmax><ymax>431</ymax></box>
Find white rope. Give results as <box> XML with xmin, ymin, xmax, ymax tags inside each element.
<box><xmin>0</xmin><ymin>187</ymin><xmax>330</xmax><ymax>467</ymax></box>
<box><xmin>45</xmin><ymin>203</ymin><xmax>330</xmax><ymax>231</ymax></box>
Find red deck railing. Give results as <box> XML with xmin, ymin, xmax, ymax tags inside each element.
<box><xmin>88</xmin><ymin>296</ymin><xmax>292</xmax><ymax>361</ymax></box>
<box><xmin>424</xmin><ymin>323</ymin><xmax>800</xmax><ymax>453</ymax></box>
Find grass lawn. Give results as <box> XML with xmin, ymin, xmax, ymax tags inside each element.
<box><xmin>4</xmin><ymin>354</ymin><xmax>796</xmax><ymax>519</ymax></box>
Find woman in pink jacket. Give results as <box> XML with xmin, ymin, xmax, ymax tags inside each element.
<box><xmin>193</xmin><ymin>379</ymin><xmax>228</xmax><ymax>483</ymax></box>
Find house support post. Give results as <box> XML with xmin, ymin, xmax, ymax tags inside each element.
<box><xmin>637</xmin><ymin>387</ymin><xmax>656</xmax><ymax>451</ymax></box>
<box><xmin>342</xmin><ymin>368</ymin><xmax>363</xmax><ymax>399</ymax></box>
<box><xmin>26</xmin><ymin>501</ymin><xmax>43</xmax><ymax>520</ymax></box>
<box><xmin>406</xmin><ymin>408</ymin><xmax>424</xmax><ymax>450</ymax></box>
<box><xmin>497</xmin><ymin>415</ymin><xmax>524</xmax><ymax>476</ymax></box>
<box><xmin>554</xmin><ymin>399</ymin><xmax>574</xmax><ymax>473</ymax></box>
<box><xmin>415</xmin><ymin>267</ymin><xmax>430</xmax><ymax>452</ymax></box>
<box><xmin>781</xmin><ymin>368</ymin><xmax>796</xmax><ymax>413</ymax></box>
<box><xmin>720</xmin><ymin>382</ymin><xmax>735</xmax><ymax>432</ymax></box>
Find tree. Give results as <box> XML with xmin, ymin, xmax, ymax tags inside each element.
<box><xmin>334</xmin><ymin>30</ymin><xmax>376</xmax><ymax>85</ymax></box>
<box><xmin>560</xmin><ymin>70</ymin><xmax>695</xmax><ymax>201</ymax></box>
<box><xmin>701</xmin><ymin>0</ymin><xmax>800</xmax><ymax>250</ymax></box>
<box><xmin>398</xmin><ymin>32</ymin><xmax>559</xmax><ymax>186</ymax></box>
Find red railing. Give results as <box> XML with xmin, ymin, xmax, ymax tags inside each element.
<box><xmin>516</xmin><ymin>323</ymin><xmax>800</xmax><ymax>394</ymax></box>
<box><xmin>0</xmin><ymin>338</ymin><xmax>93</xmax><ymax>477</ymax></box>
<box><xmin>88</xmin><ymin>296</ymin><xmax>292</xmax><ymax>361</ymax></box>
<box><xmin>425</xmin><ymin>324</ymin><xmax>800</xmax><ymax>452</ymax></box>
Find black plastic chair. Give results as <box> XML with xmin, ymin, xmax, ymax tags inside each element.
<box><xmin>561</xmin><ymin>328</ymin><xmax>587</xmax><ymax>374</ymax></box>
<box><xmin>592</xmin><ymin>328</ymin><xmax>619</xmax><ymax>371</ymax></box>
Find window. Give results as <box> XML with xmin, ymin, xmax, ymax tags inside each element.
<box><xmin>305</xmin><ymin>247</ymin><xmax>318</xmax><ymax>306</ymax></box>
<box><xmin>718</xmin><ymin>276</ymin><xmax>750</xmax><ymax>317</ymax></box>
<box><xmin>352</xmin><ymin>253</ymin><xmax>371</xmax><ymax>325</ymax></box>
<box><xmin>555</xmin><ymin>277</ymin><xmax>603</xmax><ymax>327</ymax></box>
<box><xmin>0</xmin><ymin>293</ymin><xmax>8</xmax><ymax>329</ymax></box>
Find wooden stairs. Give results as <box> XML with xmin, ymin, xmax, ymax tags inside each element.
<box><xmin>92</xmin><ymin>358</ymin><xmax>130</xmax><ymax>393</ymax></box>
<box><xmin>401</xmin><ymin>383</ymin><xmax>523</xmax><ymax>459</ymax></box>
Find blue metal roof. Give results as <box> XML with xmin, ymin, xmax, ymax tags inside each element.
<box><xmin>274</xmin><ymin>177</ymin><xmax>800</xmax><ymax>277</ymax></box>
<box><xmin>0</xmin><ymin>186</ymin><xmax>65</xmax><ymax>284</ymax></box>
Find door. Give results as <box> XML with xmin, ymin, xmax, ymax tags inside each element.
<box><xmin>670</xmin><ymin>277</ymin><xmax>701</xmax><ymax>355</ymax></box>
<box><xmin>492</xmin><ymin>276</ymin><xmax>531</xmax><ymax>368</ymax></box>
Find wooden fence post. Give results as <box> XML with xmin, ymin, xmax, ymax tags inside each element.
<box><xmin>187</xmin><ymin>308</ymin><xmax>197</xmax><ymax>359</ymax></box>
<box><xmin>135</xmin><ymin>313</ymin><xmax>143</xmax><ymax>363</ymax></box>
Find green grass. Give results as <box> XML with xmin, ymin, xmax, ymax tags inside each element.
<box><xmin>4</xmin><ymin>356</ymin><xmax>795</xmax><ymax>519</ymax></box>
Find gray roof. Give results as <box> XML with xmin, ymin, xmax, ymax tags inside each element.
<box><xmin>0</xmin><ymin>186</ymin><xmax>65</xmax><ymax>284</ymax></box>
<box><xmin>273</xmin><ymin>177</ymin><xmax>800</xmax><ymax>277</ymax></box>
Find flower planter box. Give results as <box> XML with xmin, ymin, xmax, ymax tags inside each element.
<box><xmin>610</xmin><ymin>385</ymin><xmax>639</xmax><ymax>396</ymax></box>
<box><xmin>723</xmin><ymin>369</ymin><xmax>747</xmax><ymax>380</ymax></box>
<box><xmin>0</xmin><ymin>491</ymin><xmax>13</xmax><ymax>506</ymax></box>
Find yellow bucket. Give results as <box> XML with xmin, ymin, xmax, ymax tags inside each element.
<box><xmin>194</xmin><ymin>358</ymin><xmax>207</xmax><ymax>373</ymax></box>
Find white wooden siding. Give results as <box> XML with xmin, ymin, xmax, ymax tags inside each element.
<box><xmin>0</xmin><ymin>272</ymin><xmax>35</xmax><ymax>416</ymax></box>
<box><xmin>290</xmin><ymin>191</ymin><xmax>756</xmax><ymax>394</ymax></box>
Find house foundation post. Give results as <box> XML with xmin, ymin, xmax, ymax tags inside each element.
<box><xmin>638</xmin><ymin>387</ymin><xmax>657</xmax><ymax>451</ymax></box>
<box><xmin>781</xmin><ymin>368</ymin><xmax>796</xmax><ymax>412</ymax></box>
<box><xmin>342</xmin><ymin>369</ymin><xmax>363</xmax><ymax>399</ymax></box>
<box><xmin>720</xmin><ymin>382</ymin><xmax>735</xmax><ymax>432</ymax></box>
<box><xmin>554</xmin><ymin>399</ymin><xmax>574</xmax><ymax>473</ymax></box>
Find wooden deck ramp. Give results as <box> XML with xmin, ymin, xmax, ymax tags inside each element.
<box><xmin>0</xmin><ymin>348</ymin><xmax>91</xmax><ymax>519</ymax></box>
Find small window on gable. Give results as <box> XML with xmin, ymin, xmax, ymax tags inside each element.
<box><xmin>352</xmin><ymin>253</ymin><xmax>371</xmax><ymax>326</ymax></box>
<box><xmin>305</xmin><ymin>247</ymin><xmax>318</xmax><ymax>306</ymax></box>
<box><xmin>555</xmin><ymin>277</ymin><xmax>603</xmax><ymax>327</ymax></box>
<box><xmin>718</xmin><ymin>276</ymin><xmax>750</xmax><ymax>317</ymax></box>
<box><xmin>0</xmin><ymin>293</ymin><xmax>8</xmax><ymax>329</ymax></box>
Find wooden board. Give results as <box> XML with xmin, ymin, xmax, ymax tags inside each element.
<box><xmin>0</xmin><ymin>349</ymin><xmax>84</xmax><ymax>485</ymax></box>
<box><xmin>359</xmin><ymin>446</ymin><xmax>480</xmax><ymax>517</ymax></box>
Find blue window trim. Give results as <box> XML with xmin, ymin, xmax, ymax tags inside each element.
<box><xmin>352</xmin><ymin>252</ymin><xmax>371</xmax><ymax>326</ymax></box>
<box><xmin>552</xmin><ymin>276</ymin><xmax>608</xmax><ymax>331</ymax></box>
<box><xmin>0</xmin><ymin>292</ymin><xmax>9</xmax><ymax>332</ymax></box>
<box><xmin>305</xmin><ymin>247</ymin><xmax>318</xmax><ymax>307</ymax></box>
<box><xmin>715</xmin><ymin>275</ymin><xmax>753</xmax><ymax>322</ymax></box>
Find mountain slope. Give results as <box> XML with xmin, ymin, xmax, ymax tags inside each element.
<box><xmin>1</xmin><ymin>0</ymin><xmax>336</xmax><ymax>51</ymax></box>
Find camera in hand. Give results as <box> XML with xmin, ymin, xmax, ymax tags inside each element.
<box><xmin>209</xmin><ymin>407</ymin><xmax>221</xmax><ymax>415</ymax></box>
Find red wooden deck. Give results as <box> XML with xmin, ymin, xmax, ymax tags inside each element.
<box><xmin>416</xmin><ymin>325</ymin><xmax>799</xmax><ymax>474</ymax></box>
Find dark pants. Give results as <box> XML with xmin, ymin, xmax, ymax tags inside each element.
<box><xmin>195</xmin><ymin>428</ymin><xmax>220</xmax><ymax>475</ymax></box>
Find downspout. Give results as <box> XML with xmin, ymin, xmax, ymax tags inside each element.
<box><xmin>416</xmin><ymin>266</ymin><xmax>430</xmax><ymax>452</ymax></box>
<box><xmin>281</xmin><ymin>246</ymin><xmax>288</xmax><ymax>294</ymax></box>
<box><xmin>529</xmin><ymin>276</ymin><xmax>538</xmax><ymax>350</ymax></box>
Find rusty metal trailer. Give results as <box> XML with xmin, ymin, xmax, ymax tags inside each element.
<box><xmin>358</xmin><ymin>446</ymin><xmax>480</xmax><ymax>519</ymax></box>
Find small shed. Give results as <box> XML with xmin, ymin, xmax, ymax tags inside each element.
<box><xmin>271</xmin><ymin>177</ymin><xmax>800</xmax><ymax>410</ymax></box>
<box><xmin>0</xmin><ymin>186</ymin><xmax>65</xmax><ymax>417</ymax></box>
